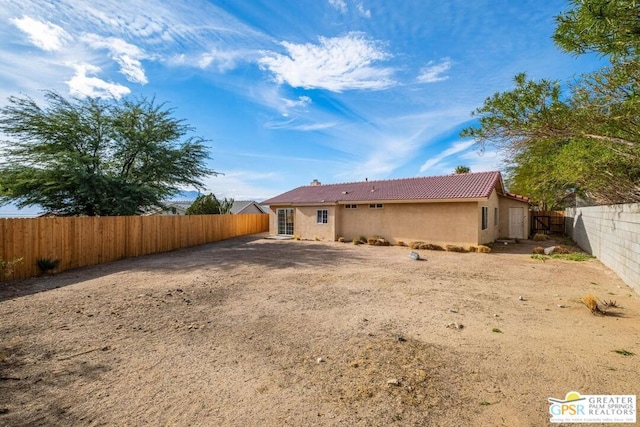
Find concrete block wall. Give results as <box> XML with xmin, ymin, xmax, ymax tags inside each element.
<box><xmin>565</xmin><ymin>204</ymin><xmax>640</xmax><ymax>294</ymax></box>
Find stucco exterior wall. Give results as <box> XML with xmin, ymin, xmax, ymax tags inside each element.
<box><xmin>268</xmin><ymin>196</ymin><xmax>528</xmax><ymax>246</ymax></box>
<box><xmin>498</xmin><ymin>197</ymin><xmax>530</xmax><ymax>239</ymax></box>
<box><xmin>294</xmin><ymin>206</ymin><xmax>336</xmax><ymax>240</ymax></box>
<box><xmin>336</xmin><ymin>201</ymin><xmax>480</xmax><ymax>246</ymax></box>
<box><xmin>477</xmin><ymin>190</ymin><xmax>500</xmax><ymax>244</ymax></box>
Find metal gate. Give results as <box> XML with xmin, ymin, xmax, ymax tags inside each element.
<box><xmin>531</xmin><ymin>211</ymin><xmax>564</xmax><ymax>235</ymax></box>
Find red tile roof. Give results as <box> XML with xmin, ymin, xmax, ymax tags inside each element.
<box><xmin>262</xmin><ymin>171</ymin><xmax>505</xmax><ymax>205</ymax></box>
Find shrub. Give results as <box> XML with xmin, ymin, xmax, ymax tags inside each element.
<box><xmin>533</xmin><ymin>246</ymin><xmax>545</xmax><ymax>254</ymax></box>
<box><xmin>1</xmin><ymin>257</ymin><xmax>24</xmax><ymax>278</ymax></box>
<box><xmin>396</xmin><ymin>240</ymin><xmax>406</xmax><ymax>247</ymax></box>
<box><xmin>368</xmin><ymin>236</ymin><xmax>390</xmax><ymax>246</ymax></box>
<box><xmin>425</xmin><ymin>243</ymin><xmax>445</xmax><ymax>251</ymax></box>
<box><xmin>552</xmin><ymin>245</ymin><xmax>570</xmax><ymax>254</ymax></box>
<box><xmin>36</xmin><ymin>257</ymin><xmax>60</xmax><ymax>274</ymax></box>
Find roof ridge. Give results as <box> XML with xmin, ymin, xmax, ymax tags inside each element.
<box><xmin>302</xmin><ymin>170</ymin><xmax>501</xmax><ymax>187</ymax></box>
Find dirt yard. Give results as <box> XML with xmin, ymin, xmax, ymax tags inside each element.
<box><xmin>1</xmin><ymin>234</ymin><xmax>638</xmax><ymax>426</ymax></box>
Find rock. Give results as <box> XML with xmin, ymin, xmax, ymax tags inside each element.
<box><xmin>409</xmin><ymin>251</ymin><xmax>420</xmax><ymax>260</ymax></box>
<box><xmin>387</xmin><ymin>378</ymin><xmax>400</xmax><ymax>386</ymax></box>
<box><xmin>519</xmin><ymin>295</ymin><xmax>526</xmax><ymax>301</ymax></box>
<box><xmin>449</xmin><ymin>309</ymin><xmax>459</xmax><ymax>313</ymax></box>
<box><xmin>543</xmin><ymin>246</ymin><xmax>556</xmax><ymax>255</ymax></box>
<box><xmin>317</xmin><ymin>357</ymin><xmax>325</xmax><ymax>364</ymax></box>
<box><xmin>396</xmin><ymin>334</ymin><xmax>406</xmax><ymax>342</ymax></box>
<box><xmin>557</xmin><ymin>304</ymin><xmax>566</xmax><ymax>308</ymax></box>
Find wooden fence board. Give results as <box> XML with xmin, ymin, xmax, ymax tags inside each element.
<box><xmin>0</xmin><ymin>213</ymin><xmax>269</xmax><ymax>282</ymax></box>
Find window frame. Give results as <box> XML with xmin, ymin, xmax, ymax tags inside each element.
<box><xmin>481</xmin><ymin>206</ymin><xmax>489</xmax><ymax>230</ymax></box>
<box><xmin>344</xmin><ymin>204</ymin><xmax>358</xmax><ymax>209</ymax></box>
<box><xmin>316</xmin><ymin>209</ymin><xmax>329</xmax><ymax>224</ymax></box>
<box><xmin>369</xmin><ymin>203</ymin><xmax>384</xmax><ymax>209</ymax></box>
<box><xmin>494</xmin><ymin>207</ymin><xmax>498</xmax><ymax>226</ymax></box>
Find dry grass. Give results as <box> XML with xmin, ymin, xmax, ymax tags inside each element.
<box><xmin>476</xmin><ymin>245</ymin><xmax>491</xmax><ymax>253</ymax></box>
<box><xmin>581</xmin><ymin>294</ymin><xmax>621</xmax><ymax>315</ymax></box>
<box><xmin>533</xmin><ymin>233</ymin><xmax>549</xmax><ymax>241</ymax></box>
<box><xmin>446</xmin><ymin>245</ymin><xmax>468</xmax><ymax>253</ymax></box>
<box><xmin>552</xmin><ymin>245</ymin><xmax>570</xmax><ymax>254</ymax></box>
<box><xmin>532</xmin><ymin>246</ymin><xmax>545</xmax><ymax>254</ymax></box>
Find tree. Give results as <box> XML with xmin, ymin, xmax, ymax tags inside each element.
<box><xmin>553</xmin><ymin>0</ymin><xmax>640</xmax><ymax>60</ymax></box>
<box><xmin>461</xmin><ymin>0</ymin><xmax>640</xmax><ymax>205</ymax></box>
<box><xmin>185</xmin><ymin>193</ymin><xmax>234</xmax><ymax>215</ymax></box>
<box><xmin>0</xmin><ymin>91</ymin><xmax>215</xmax><ymax>216</ymax></box>
<box><xmin>454</xmin><ymin>165</ymin><xmax>471</xmax><ymax>174</ymax></box>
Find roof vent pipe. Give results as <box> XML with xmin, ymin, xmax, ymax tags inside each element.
<box><xmin>310</xmin><ymin>179</ymin><xmax>321</xmax><ymax>186</ymax></box>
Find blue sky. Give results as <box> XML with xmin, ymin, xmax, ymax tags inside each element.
<box><xmin>0</xmin><ymin>0</ymin><xmax>602</xmax><ymax>216</ymax></box>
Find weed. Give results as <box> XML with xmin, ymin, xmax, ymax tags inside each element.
<box><xmin>36</xmin><ymin>257</ymin><xmax>60</xmax><ymax>274</ymax></box>
<box><xmin>551</xmin><ymin>253</ymin><xmax>593</xmax><ymax>262</ymax></box>
<box><xmin>492</xmin><ymin>328</ymin><xmax>503</xmax><ymax>333</ymax></box>
<box><xmin>613</xmin><ymin>349</ymin><xmax>634</xmax><ymax>356</ymax></box>
<box><xmin>530</xmin><ymin>254</ymin><xmax>549</xmax><ymax>262</ymax></box>
<box><xmin>352</xmin><ymin>237</ymin><xmax>361</xmax><ymax>245</ymax></box>
<box><xmin>1</xmin><ymin>257</ymin><xmax>24</xmax><ymax>278</ymax></box>
<box><xmin>533</xmin><ymin>233</ymin><xmax>549</xmax><ymax>241</ymax></box>
<box><xmin>581</xmin><ymin>293</ymin><xmax>621</xmax><ymax>315</ymax></box>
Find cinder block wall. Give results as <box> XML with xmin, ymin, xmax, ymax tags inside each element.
<box><xmin>565</xmin><ymin>204</ymin><xmax>640</xmax><ymax>294</ymax></box>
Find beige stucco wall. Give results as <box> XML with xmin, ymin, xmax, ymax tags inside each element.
<box><xmin>498</xmin><ymin>197</ymin><xmax>530</xmax><ymax>239</ymax></box>
<box><xmin>267</xmin><ymin>205</ymin><xmax>336</xmax><ymax>240</ymax></box>
<box><xmin>477</xmin><ymin>189</ymin><xmax>501</xmax><ymax>244</ymax></box>
<box><xmin>268</xmin><ymin>195</ymin><xmax>527</xmax><ymax>246</ymax></box>
<box><xmin>295</xmin><ymin>206</ymin><xmax>336</xmax><ymax>240</ymax></box>
<box><xmin>336</xmin><ymin>201</ymin><xmax>481</xmax><ymax>246</ymax></box>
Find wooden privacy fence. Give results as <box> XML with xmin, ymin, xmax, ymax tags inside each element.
<box><xmin>531</xmin><ymin>211</ymin><xmax>565</xmax><ymax>235</ymax></box>
<box><xmin>0</xmin><ymin>213</ymin><xmax>269</xmax><ymax>282</ymax></box>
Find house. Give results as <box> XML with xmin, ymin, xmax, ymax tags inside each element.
<box><xmin>143</xmin><ymin>200</ymin><xmax>266</xmax><ymax>216</ymax></box>
<box><xmin>261</xmin><ymin>171</ymin><xmax>530</xmax><ymax>246</ymax></box>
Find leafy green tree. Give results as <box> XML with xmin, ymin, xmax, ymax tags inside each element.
<box><xmin>185</xmin><ymin>193</ymin><xmax>234</xmax><ymax>215</ymax></box>
<box><xmin>454</xmin><ymin>165</ymin><xmax>471</xmax><ymax>174</ymax></box>
<box><xmin>554</xmin><ymin>0</ymin><xmax>640</xmax><ymax>60</ymax></box>
<box><xmin>461</xmin><ymin>0</ymin><xmax>640</xmax><ymax>205</ymax></box>
<box><xmin>0</xmin><ymin>91</ymin><xmax>214</xmax><ymax>216</ymax></box>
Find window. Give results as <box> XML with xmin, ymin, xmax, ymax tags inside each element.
<box><xmin>345</xmin><ymin>204</ymin><xmax>357</xmax><ymax>209</ymax></box>
<box><xmin>369</xmin><ymin>203</ymin><xmax>383</xmax><ymax>209</ymax></box>
<box><xmin>317</xmin><ymin>209</ymin><xmax>328</xmax><ymax>224</ymax></box>
<box><xmin>494</xmin><ymin>207</ymin><xmax>498</xmax><ymax>226</ymax></box>
<box><xmin>481</xmin><ymin>206</ymin><xmax>488</xmax><ymax>230</ymax></box>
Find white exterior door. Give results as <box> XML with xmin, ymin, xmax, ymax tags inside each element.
<box><xmin>509</xmin><ymin>207</ymin><xmax>525</xmax><ymax>239</ymax></box>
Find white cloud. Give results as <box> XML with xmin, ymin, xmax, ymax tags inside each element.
<box><xmin>417</xmin><ymin>58</ymin><xmax>452</xmax><ymax>83</ymax></box>
<box><xmin>66</xmin><ymin>63</ymin><xmax>131</xmax><ymax>99</ymax></box>
<box><xmin>82</xmin><ymin>34</ymin><xmax>148</xmax><ymax>84</ymax></box>
<box><xmin>259</xmin><ymin>32</ymin><xmax>395</xmax><ymax>92</ymax></box>
<box><xmin>328</xmin><ymin>0</ymin><xmax>348</xmax><ymax>13</ymax></box>
<box><xmin>356</xmin><ymin>3</ymin><xmax>371</xmax><ymax>18</ymax></box>
<box><xmin>282</xmin><ymin>95</ymin><xmax>311</xmax><ymax>110</ymax></box>
<box><xmin>11</xmin><ymin>16</ymin><xmax>71</xmax><ymax>51</ymax></box>
<box><xmin>419</xmin><ymin>140</ymin><xmax>474</xmax><ymax>173</ymax></box>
